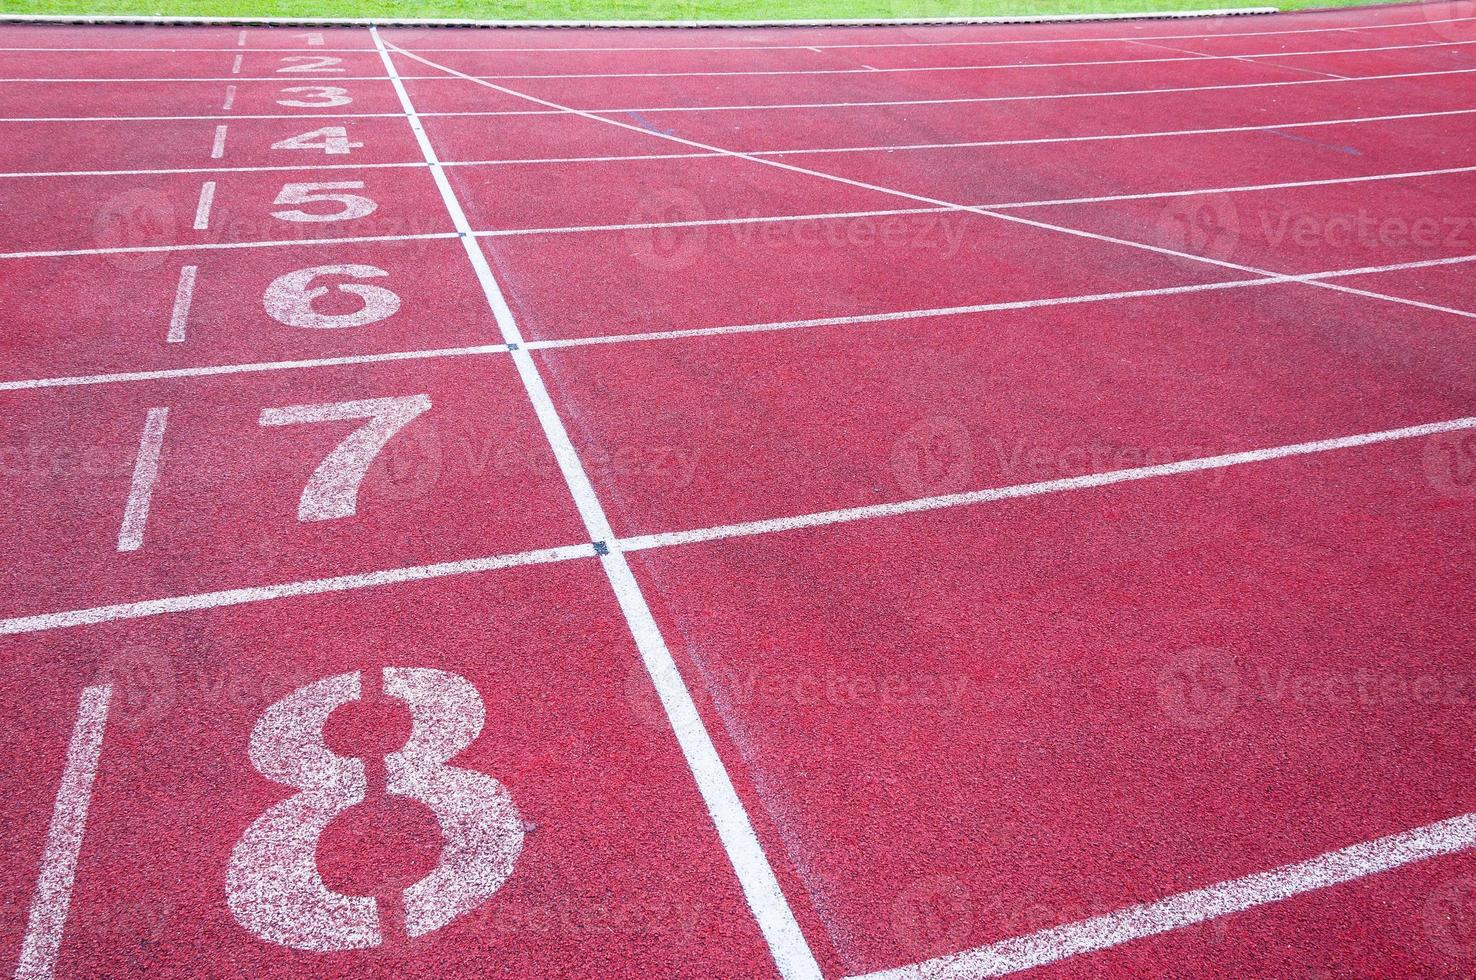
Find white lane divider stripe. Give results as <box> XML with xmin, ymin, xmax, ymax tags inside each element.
<box><xmin>14</xmin><ymin>684</ymin><xmax>113</xmax><ymax>980</ymax></box>
<box><xmin>166</xmin><ymin>265</ymin><xmax>197</xmax><ymax>344</ymax></box>
<box><xmin>850</xmin><ymin>811</ymin><xmax>1476</xmax><ymax>979</ymax></box>
<box><xmin>115</xmin><ymin>407</ymin><xmax>169</xmax><ymax>553</ymax></box>
<box><xmin>371</xmin><ymin>25</ymin><xmax>824</xmax><ymax>980</ymax></box>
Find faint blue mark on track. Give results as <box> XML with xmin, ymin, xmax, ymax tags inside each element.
<box><xmin>1265</xmin><ymin>128</ymin><xmax>1362</xmax><ymax>156</ymax></box>
<box><xmin>626</xmin><ymin>110</ymin><xmax>676</xmax><ymax>136</ymax></box>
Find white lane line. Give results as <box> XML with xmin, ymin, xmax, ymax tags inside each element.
<box><xmin>411</xmin><ymin>107</ymin><xmax>1476</xmax><ymax>165</ymax></box>
<box><xmin>1</xmin><ymin>66</ymin><xmax>1472</xmax><ymax>121</ymax></box>
<box><xmin>479</xmin><ymin>164</ymin><xmax>1476</xmax><ymax>238</ymax></box>
<box><xmin>166</xmin><ymin>265</ymin><xmax>197</xmax><ymax>343</ymax></box>
<box><xmin>0</xmin><ymin>545</ymin><xmax>595</xmax><ymax>636</ymax></box>
<box><xmin>0</xmin><ymin>160</ymin><xmax>426</xmax><ymax>179</ymax></box>
<box><xmin>371</xmin><ymin>25</ymin><xmax>823</xmax><ymax>980</ymax></box>
<box><xmin>0</xmin><ymin>343</ymin><xmax>511</xmax><ymax>392</ymax></box>
<box><xmin>444</xmin><ymin>38</ymin><xmax>1476</xmax><ymax>80</ymax></box>
<box><xmin>1</xmin><ymin>33</ymin><xmax>1469</xmax><ymax>84</ymax></box>
<box><xmin>191</xmin><ymin>181</ymin><xmax>215</xmax><ymax>230</ymax></box>
<box><xmin>116</xmin><ymin>407</ymin><xmax>169</xmax><ymax>553</ymax></box>
<box><xmin>0</xmin><ymin>230</ymin><xmax>457</xmax><ymax>260</ymax></box>
<box><xmin>385</xmin><ymin>42</ymin><xmax>1470</xmax><ymax>325</ymax></box>
<box><xmin>529</xmin><ymin>278</ymin><xmax>1282</xmax><ymax>350</ymax></box>
<box><xmin>0</xmin><ymin>111</ymin><xmax>409</xmax><ymax>121</ymax></box>
<box><xmin>230</xmin><ymin>53</ymin><xmax>242</xmax><ymax>74</ymax></box>
<box><xmin>8</xmin><ymin>415</ymin><xmax>1476</xmax><ymax>636</ymax></box>
<box><xmin>236</xmin><ymin>29</ymin><xmax>245</xmax><ymax>46</ymax></box>
<box><xmin>14</xmin><ymin>684</ymin><xmax>112</xmax><ymax>980</ymax></box>
<box><xmin>851</xmin><ymin>811</ymin><xmax>1476</xmax><ymax>979</ymax></box>
<box><xmin>620</xmin><ymin>416</ymin><xmax>1476</xmax><ymax>553</ymax></box>
<box><xmin>1</xmin><ymin>162</ymin><xmax>1469</xmax><ymax>262</ymax></box>
<box><xmin>209</xmin><ymin>123</ymin><xmax>227</xmax><ymax>159</ymax></box>
<box><xmin>22</xmin><ymin>104</ymin><xmax>1418</xmax><ymax>178</ymax></box>
<box><xmin>7</xmin><ymin>253</ymin><xmax>1473</xmax><ymax>393</ymax></box>
<box><xmin>221</xmin><ymin>84</ymin><xmax>236</xmax><ymax>110</ymax></box>
<box><xmin>0</xmin><ymin>75</ymin><xmax>423</xmax><ymax>82</ymax></box>
<box><xmin>3</xmin><ymin>15</ymin><xmax>1473</xmax><ymax>51</ymax></box>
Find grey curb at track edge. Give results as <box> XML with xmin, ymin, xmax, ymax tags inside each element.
<box><xmin>0</xmin><ymin>8</ymin><xmax>1279</xmax><ymax>29</ymax></box>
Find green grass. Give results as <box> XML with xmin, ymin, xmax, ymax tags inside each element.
<box><xmin>0</xmin><ymin>0</ymin><xmax>1399</xmax><ymax>22</ymax></box>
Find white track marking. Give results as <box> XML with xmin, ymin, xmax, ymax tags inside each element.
<box><xmin>425</xmin><ymin>38</ymin><xmax>1476</xmax><ymax>80</ymax></box>
<box><xmin>372</xmin><ymin>26</ymin><xmax>822</xmax><ymax>980</ymax></box>
<box><xmin>1</xmin><ymin>162</ymin><xmax>1470</xmax><ymax>261</ymax></box>
<box><xmin>14</xmin><ymin>684</ymin><xmax>112</xmax><ymax>980</ymax></box>
<box><xmin>385</xmin><ymin>41</ymin><xmax>1471</xmax><ymax>334</ymax></box>
<box><xmin>0</xmin><ymin>161</ymin><xmax>426</xmax><ymax>179</ymax></box>
<box><xmin>230</xmin><ymin>53</ymin><xmax>242</xmax><ymax>74</ymax></box>
<box><xmin>236</xmin><ymin>30</ymin><xmax>245</xmax><ymax>47</ymax></box>
<box><xmin>1</xmin><ymin>66</ymin><xmax>1473</xmax><ymax>121</ymax></box>
<box><xmin>221</xmin><ymin>84</ymin><xmax>236</xmax><ymax>110</ymax></box>
<box><xmin>116</xmin><ymin>407</ymin><xmax>169</xmax><ymax>553</ymax></box>
<box><xmin>0</xmin><ymin>545</ymin><xmax>594</xmax><ymax>636</ymax></box>
<box><xmin>0</xmin><ymin>344</ymin><xmax>510</xmax><ymax>393</ymax></box>
<box><xmin>480</xmin><ymin>164</ymin><xmax>1476</xmax><ymax>239</ymax></box>
<box><xmin>166</xmin><ymin>265</ymin><xmax>197</xmax><ymax>343</ymax></box>
<box><xmin>0</xmin><ymin>75</ymin><xmax>414</xmax><ymax>82</ymax></box>
<box><xmin>7</xmin><ymin>414</ymin><xmax>1476</xmax><ymax>637</ymax></box>
<box><xmin>258</xmin><ymin>395</ymin><xmax>433</xmax><ymax>522</ymax></box>
<box><xmin>3</xmin><ymin>100</ymin><xmax>1446</xmax><ymax>179</ymax></box>
<box><xmin>6</xmin><ymin>253</ymin><xmax>1473</xmax><ymax>393</ymax></box>
<box><xmin>852</xmin><ymin>811</ymin><xmax>1476</xmax><ymax>979</ymax></box>
<box><xmin>5</xmin><ymin>15</ymin><xmax>1473</xmax><ymax>51</ymax></box>
<box><xmin>1</xmin><ymin>34</ymin><xmax>1470</xmax><ymax>84</ymax></box>
<box><xmin>0</xmin><ymin>231</ymin><xmax>457</xmax><ymax>260</ymax></box>
<box><xmin>389</xmin><ymin>108</ymin><xmax>1476</xmax><ymax>164</ymax></box>
<box><xmin>620</xmin><ymin>416</ymin><xmax>1476</xmax><ymax>553</ymax></box>
<box><xmin>210</xmin><ymin>124</ymin><xmax>227</xmax><ymax>159</ymax></box>
<box><xmin>191</xmin><ymin>181</ymin><xmax>215</xmax><ymax>229</ymax></box>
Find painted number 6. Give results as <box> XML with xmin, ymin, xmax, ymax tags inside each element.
<box><xmin>226</xmin><ymin>668</ymin><xmax>525</xmax><ymax>951</ymax></box>
<box><xmin>264</xmin><ymin>264</ymin><xmax>400</xmax><ymax>329</ymax></box>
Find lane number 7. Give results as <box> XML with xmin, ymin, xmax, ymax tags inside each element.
<box><xmin>259</xmin><ymin>395</ymin><xmax>433</xmax><ymax>522</ymax></box>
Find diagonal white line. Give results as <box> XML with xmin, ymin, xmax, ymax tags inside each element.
<box><xmin>0</xmin><ymin>343</ymin><xmax>512</xmax><ymax>392</ymax></box>
<box><xmin>849</xmin><ymin>811</ymin><xmax>1476</xmax><ymax>979</ymax></box>
<box><xmin>370</xmin><ymin>26</ymin><xmax>823</xmax><ymax>980</ymax></box>
<box><xmin>2</xmin><ymin>66</ymin><xmax>1474</xmax><ymax>121</ymax></box>
<box><xmin>6</xmin><ymin>253</ymin><xmax>1473</xmax><ymax>393</ymax></box>
<box><xmin>14</xmin><ymin>684</ymin><xmax>112</xmax><ymax>980</ymax></box>
<box><xmin>9</xmin><ymin>14</ymin><xmax>1476</xmax><ymax>51</ymax></box>
<box><xmin>383</xmin><ymin>41</ymin><xmax>1472</xmax><ymax>332</ymax></box>
<box><xmin>618</xmin><ymin>417</ymin><xmax>1476</xmax><ymax>552</ymax></box>
<box><xmin>0</xmin><ymin>545</ymin><xmax>595</xmax><ymax>636</ymax></box>
<box><xmin>445</xmin><ymin>38</ymin><xmax>1476</xmax><ymax>80</ymax></box>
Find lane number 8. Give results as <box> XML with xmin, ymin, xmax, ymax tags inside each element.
<box><xmin>226</xmin><ymin>668</ymin><xmax>525</xmax><ymax>951</ymax></box>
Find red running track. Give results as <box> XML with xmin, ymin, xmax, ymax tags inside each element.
<box><xmin>1</xmin><ymin>4</ymin><xmax>1475</xmax><ymax>978</ymax></box>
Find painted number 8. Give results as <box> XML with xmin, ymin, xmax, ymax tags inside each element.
<box><xmin>226</xmin><ymin>668</ymin><xmax>524</xmax><ymax>951</ymax></box>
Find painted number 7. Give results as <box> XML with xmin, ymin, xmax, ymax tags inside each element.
<box><xmin>259</xmin><ymin>394</ymin><xmax>432</xmax><ymax>522</ymax></box>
